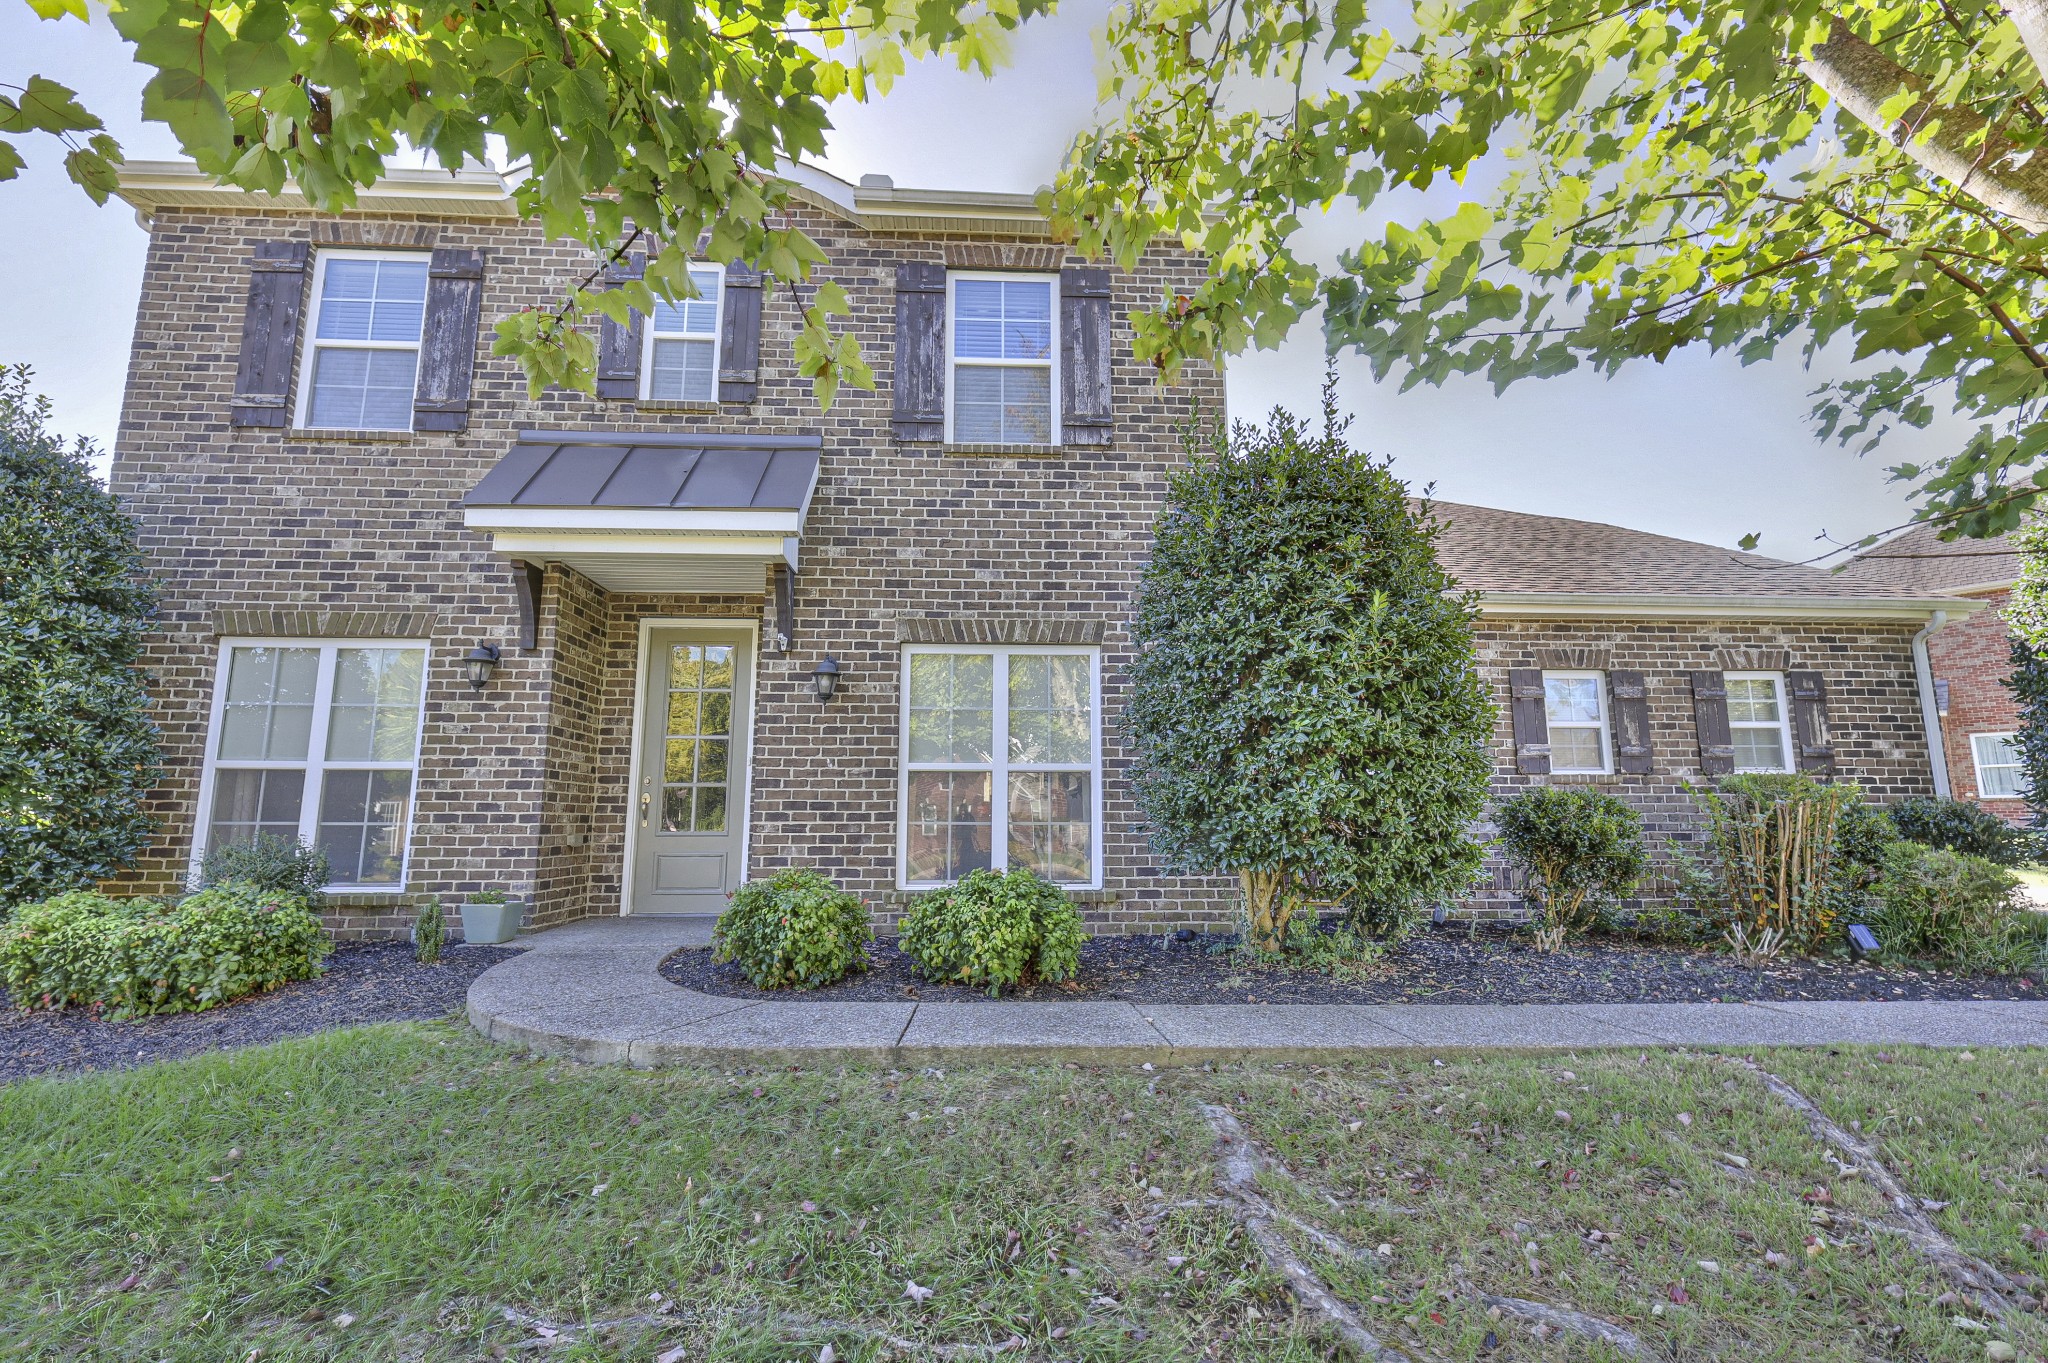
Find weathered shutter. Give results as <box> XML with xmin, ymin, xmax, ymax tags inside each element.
<box><xmin>892</xmin><ymin>261</ymin><xmax>947</xmax><ymax>441</ymax></box>
<box><xmin>1059</xmin><ymin>266</ymin><xmax>1113</xmax><ymax>446</ymax></box>
<box><xmin>413</xmin><ymin>247</ymin><xmax>485</xmax><ymax>432</ymax></box>
<box><xmin>718</xmin><ymin>262</ymin><xmax>764</xmax><ymax>403</ymax></box>
<box><xmin>230</xmin><ymin>241</ymin><xmax>309</xmax><ymax>428</ymax></box>
<box><xmin>1609</xmin><ymin>669</ymin><xmax>1653</xmax><ymax>774</ymax></box>
<box><xmin>1508</xmin><ymin>668</ymin><xmax>1551</xmax><ymax>776</ymax></box>
<box><xmin>595</xmin><ymin>251</ymin><xmax>646</xmax><ymax>399</ymax></box>
<box><xmin>1787</xmin><ymin>670</ymin><xmax>1835</xmax><ymax>775</ymax></box>
<box><xmin>1690</xmin><ymin>670</ymin><xmax>1735</xmax><ymax>776</ymax></box>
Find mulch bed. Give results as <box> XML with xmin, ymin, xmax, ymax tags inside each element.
<box><xmin>660</xmin><ymin>922</ymin><xmax>2044</xmax><ymax>1006</ymax></box>
<box><xmin>0</xmin><ymin>942</ymin><xmax>521</xmax><ymax>1084</ymax></box>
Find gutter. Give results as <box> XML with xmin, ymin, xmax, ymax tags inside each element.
<box><xmin>1911</xmin><ymin>610</ymin><xmax>1953</xmax><ymax>797</ymax></box>
<box><xmin>1472</xmin><ymin>591</ymin><xmax>1990</xmax><ymax>623</ymax></box>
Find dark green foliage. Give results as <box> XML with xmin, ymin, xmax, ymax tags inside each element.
<box><xmin>412</xmin><ymin>899</ymin><xmax>445</xmax><ymax>966</ymax></box>
<box><xmin>1868</xmin><ymin>841</ymin><xmax>2046</xmax><ymax>975</ymax></box>
<box><xmin>1495</xmin><ymin>787</ymin><xmax>1648</xmax><ymax>950</ymax></box>
<box><xmin>0</xmin><ymin>883</ymin><xmax>331</xmax><ymax>1018</ymax></box>
<box><xmin>898</xmin><ymin>868</ymin><xmax>1084</xmax><ymax>997</ymax></box>
<box><xmin>1832</xmin><ymin>792</ymin><xmax>1896</xmax><ymax>888</ymax></box>
<box><xmin>1124</xmin><ymin>382</ymin><xmax>1492</xmax><ymax>951</ymax></box>
<box><xmin>1886</xmin><ymin>796</ymin><xmax>2038</xmax><ymax>866</ymax></box>
<box><xmin>2008</xmin><ymin>631</ymin><xmax>2048</xmax><ymax>831</ymax></box>
<box><xmin>712</xmin><ymin>867</ymin><xmax>871</xmax><ymax>990</ymax></box>
<box><xmin>0</xmin><ymin>365</ymin><xmax>159</xmax><ymax>908</ymax></box>
<box><xmin>1594</xmin><ymin>905</ymin><xmax>1712</xmax><ymax>947</ymax></box>
<box><xmin>198</xmin><ymin>833</ymin><xmax>331</xmax><ymax>900</ymax></box>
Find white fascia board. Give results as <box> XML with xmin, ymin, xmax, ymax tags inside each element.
<box><xmin>481</xmin><ymin>530</ymin><xmax>793</xmax><ymax>561</ymax></box>
<box><xmin>1474</xmin><ymin>592</ymin><xmax>1989</xmax><ymax>622</ymax></box>
<box><xmin>463</xmin><ymin>506</ymin><xmax>805</xmax><ymax>535</ymax></box>
<box><xmin>116</xmin><ymin>160</ymin><xmax>515</xmax><ymax>218</ymax></box>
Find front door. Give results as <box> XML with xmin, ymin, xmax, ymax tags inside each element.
<box><xmin>631</xmin><ymin>627</ymin><xmax>752</xmax><ymax>914</ymax></box>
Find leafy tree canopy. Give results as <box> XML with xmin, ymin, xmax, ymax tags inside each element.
<box><xmin>1048</xmin><ymin>0</ymin><xmax>2048</xmax><ymax>542</ymax></box>
<box><xmin>6</xmin><ymin>0</ymin><xmax>1050</xmax><ymax>404</ymax></box>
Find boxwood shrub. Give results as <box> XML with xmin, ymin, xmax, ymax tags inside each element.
<box><xmin>899</xmin><ymin>868</ymin><xmax>1085</xmax><ymax>996</ymax></box>
<box><xmin>1494</xmin><ymin>786</ymin><xmax>1647</xmax><ymax>951</ymax></box>
<box><xmin>0</xmin><ymin>883</ymin><xmax>331</xmax><ymax>1018</ymax></box>
<box><xmin>1885</xmin><ymin>796</ymin><xmax>2040</xmax><ymax>867</ymax></box>
<box><xmin>712</xmin><ymin>867</ymin><xmax>871</xmax><ymax>990</ymax></box>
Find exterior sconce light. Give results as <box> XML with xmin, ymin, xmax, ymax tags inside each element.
<box><xmin>465</xmin><ymin>643</ymin><xmax>502</xmax><ymax>692</ymax></box>
<box><xmin>810</xmin><ymin>655</ymin><xmax>842</xmax><ymax>702</ymax></box>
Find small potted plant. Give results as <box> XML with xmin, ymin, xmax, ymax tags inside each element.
<box><xmin>459</xmin><ymin>888</ymin><xmax>522</xmax><ymax>944</ymax></box>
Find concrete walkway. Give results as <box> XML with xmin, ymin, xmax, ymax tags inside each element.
<box><xmin>466</xmin><ymin>917</ymin><xmax>2048</xmax><ymax>1067</ymax></box>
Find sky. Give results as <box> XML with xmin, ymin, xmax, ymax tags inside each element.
<box><xmin>0</xmin><ymin>3</ymin><xmax>1963</xmax><ymax>561</ymax></box>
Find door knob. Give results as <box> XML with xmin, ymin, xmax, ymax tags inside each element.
<box><xmin>639</xmin><ymin>791</ymin><xmax>651</xmax><ymax>825</ymax></box>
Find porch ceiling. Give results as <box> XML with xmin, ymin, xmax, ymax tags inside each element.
<box><xmin>463</xmin><ymin>430</ymin><xmax>821</xmax><ymax>593</ymax></box>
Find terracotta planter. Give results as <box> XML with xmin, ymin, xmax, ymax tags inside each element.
<box><xmin>460</xmin><ymin>900</ymin><xmax>523</xmax><ymax>944</ymax></box>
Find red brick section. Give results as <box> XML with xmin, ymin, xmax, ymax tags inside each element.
<box><xmin>1926</xmin><ymin>587</ymin><xmax>2028</xmax><ymax>823</ymax></box>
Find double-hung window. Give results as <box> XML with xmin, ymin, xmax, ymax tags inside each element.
<box><xmin>1971</xmin><ymin>732</ymin><xmax>2024</xmax><ymax>798</ymax></box>
<box><xmin>196</xmin><ymin>641</ymin><xmax>429</xmax><ymax>889</ymax></box>
<box><xmin>948</xmin><ymin>273</ymin><xmax>1058</xmax><ymax>444</ymax></box>
<box><xmin>1726</xmin><ymin>671</ymin><xmax>1793</xmax><ymax>773</ymax></box>
<box><xmin>1542</xmin><ymin>671</ymin><xmax>1611</xmax><ymax>774</ymax></box>
<box><xmin>642</xmin><ymin>264</ymin><xmax>724</xmax><ymax>401</ymax></box>
<box><xmin>297</xmin><ymin>251</ymin><xmax>430</xmax><ymax>430</ymax></box>
<box><xmin>900</xmin><ymin>646</ymin><xmax>1099</xmax><ymax>888</ymax></box>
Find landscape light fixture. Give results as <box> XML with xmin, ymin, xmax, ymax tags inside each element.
<box><xmin>465</xmin><ymin>643</ymin><xmax>502</xmax><ymax>691</ymax></box>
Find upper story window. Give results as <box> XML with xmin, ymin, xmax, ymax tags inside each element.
<box><xmin>1971</xmin><ymin>732</ymin><xmax>2023</xmax><ymax>798</ymax></box>
<box><xmin>1726</xmin><ymin>671</ymin><xmax>1793</xmax><ymax>773</ymax></box>
<box><xmin>1542</xmin><ymin>671</ymin><xmax>1611</xmax><ymax>774</ymax></box>
<box><xmin>297</xmin><ymin>251</ymin><xmax>430</xmax><ymax>430</ymax></box>
<box><xmin>643</xmin><ymin>264</ymin><xmax>725</xmax><ymax>401</ymax></box>
<box><xmin>948</xmin><ymin>273</ymin><xmax>1058</xmax><ymax>444</ymax></box>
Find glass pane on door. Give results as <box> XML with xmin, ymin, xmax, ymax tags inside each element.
<box><xmin>663</xmin><ymin>644</ymin><xmax>734</xmax><ymax>832</ymax></box>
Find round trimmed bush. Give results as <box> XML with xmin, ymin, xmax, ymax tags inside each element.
<box><xmin>1494</xmin><ymin>787</ymin><xmax>1647</xmax><ymax>951</ymax></box>
<box><xmin>712</xmin><ymin>867</ymin><xmax>872</xmax><ymax>990</ymax></box>
<box><xmin>899</xmin><ymin>867</ymin><xmax>1085</xmax><ymax>996</ymax></box>
<box><xmin>1886</xmin><ymin>796</ymin><xmax>2039</xmax><ymax>867</ymax></box>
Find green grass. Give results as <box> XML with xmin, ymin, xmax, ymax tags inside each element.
<box><xmin>2</xmin><ymin>1024</ymin><xmax>2045</xmax><ymax>1360</ymax></box>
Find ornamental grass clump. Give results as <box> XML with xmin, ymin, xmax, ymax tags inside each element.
<box><xmin>711</xmin><ymin>867</ymin><xmax>872</xmax><ymax>990</ymax></box>
<box><xmin>899</xmin><ymin>868</ymin><xmax>1085</xmax><ymax>997</ymax></box>
<box><xmin>1869</xmin><ymin>842</ymin><xmax>2048</xmax><ymax>975</ymax></box>
<box><xmin>1494</xmin><ymin>787</ymin><xmax>1647</xmax><ymax>952</ymax></box>
<box><xmin>0</xmin><ymin>883</ymin><xmax>331</xmax><ymax>1019</ymax></box>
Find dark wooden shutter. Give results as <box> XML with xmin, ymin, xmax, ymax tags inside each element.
<box><xmin>892</xmin><ymin>261</ymin><xmax>947</xmax><ymax>441</ymax></box>
<box><xmin>1609</xmin><ymin>669</ymin><xmax>1653</xmax><ymax>774</ymax></box>
<box><xmin>230</xmin><ymin>241</ymin><xmax>309</xmax><ymax>428</ymax></box>
<box><xmin>595</xmin><ymin>251</ymin><xmax>646</xmax><ymax>399</ymax></box>
<box><xmin>718</xmin><ymin>262</ymin><xmax>764</xmax><ymax>403</ymax></box>
<box><xmin>1690</xmin><ymin>670</ymin><xmax>1735</xmax><ymax>776</ymax></box>
<box><xmin>1060</xmin><ymin>266</ymin><xmax>1113</xmax><ymax>446</ymax></box>
<box><xmin>1787</xmin><ymin>670</ymin><xmax>1835</xmax><ymax>775</ymax></box>
<box><xmin>413</xmin><ymin>247</ymin><xmax>485</xmax><ymax>433</ymax></box>
<box><xmin>1508</xmin><ymin>668</ymin><xmax>1551</xmax><ymax>776</ymax></box>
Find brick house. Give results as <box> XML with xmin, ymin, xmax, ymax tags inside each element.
<box><xmin>104</xmin><ymin>161</ymin><xmax>1983</xmax><ymax>936</ymax></box>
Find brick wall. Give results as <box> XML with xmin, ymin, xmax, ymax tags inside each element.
<box><xmin>1925</xmin><ymin>587</ymin><xmax>2029</xmax><ymax>822</ymax></box>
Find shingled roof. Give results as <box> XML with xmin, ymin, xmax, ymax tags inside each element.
<box><xmin>1830</xmin><ymin>520</ymin><xmax>2021</xmax><ymax>596</ymax></box>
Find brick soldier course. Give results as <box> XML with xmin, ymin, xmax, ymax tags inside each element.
<box><xmin>107</xmin><ymin>162</ymin><xmax>1983</xmax><ymax>940</ymax></box>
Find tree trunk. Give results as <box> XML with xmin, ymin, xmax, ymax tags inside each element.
<box><xmin>1801</xmin><ymin>15</ymin><xmax>2048</xmax><ymax>232</ymax></box>
<box><xmin>1238</xmin><ymin>868</ymin><xmax>1297</xmax><ymax>952</ymax></box>
<box><xmin>2003</xmin><ymin>0</ymin><xmax>2048</xmax><ymax>98</ymax></box>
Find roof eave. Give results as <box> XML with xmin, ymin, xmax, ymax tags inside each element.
<box><xmin>1473</xmin><ymin>591</ymin><xmax>1987</xmax><ymax>622</ymax></box>
<box><xmin>114</xmin><ymin>160</ymin><xmax>519</xmax><ymax>220</ymax></box>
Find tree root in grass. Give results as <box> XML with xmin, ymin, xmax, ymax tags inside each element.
<box><xmin>1199</xmin><ymin>1104</ymin><xmax>1647</xmax><ymax>1360</ymax></box>
<box><xmin>1734</xmin><ymin>1058</ymin><xmax>2036</xmax><ymax>1324</ymax></box>
<box><xmin>493</xmin><ymin>1302</ymin><xmax>1026</xmax><ymax>1357</ymax></box>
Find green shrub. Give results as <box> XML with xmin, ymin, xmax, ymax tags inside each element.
<box><xmin>1594</xmin><ymin>904</ymin><xmax>1712</xmax><ymax>947</ymax></box>
<box><xmin>1885</xmin><ymin>796</ymin><xmax>2039</xmax><ymax>867</ymax></box>
<box><xmin>412</xmin><ymin>899</ymin><xmax>445</xmax><ymax>965</ymax></box>
<box><xmin>899</xmin><ymin>868</ymin><xmax>1085</xmax><ymax>996</ymax></box>
<box><xmin>1688</xmin><ymin>773</ymin><xmax>1861</xmax><ymax>954</ymax></box>
<box><xmin>1832</xmin><ymin>791</ymin><xmax>1895</xmax><ymax>888</ymax></box>
<box><xmin>712</xmin><ymin>868</ymin><xmax>871</xmax><ymax>990</ymax></box>
<box><xmin>198</xmin><ymin>833</ymin><xmax>331</xmax><ymax>900</ymax></box>
<box><xmin>0</xmin><ymin>882</ymin><xmax>331</xmax><ymax>1018</ymax></box>
<box><xmin>1495</xmin><ymin>787</ymin><xmax>1647</xmax><ymax>951</ymax></box>
<box><xmin>1867</xmin><ymin>841</ymin><xmax>2045</xmax><ymax>974</ymax></box>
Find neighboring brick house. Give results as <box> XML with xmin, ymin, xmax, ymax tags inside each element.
<box><xmin>103</xmin><ymin>161</ymin><xmax>1982</xmax><ymax>936</ymax></box>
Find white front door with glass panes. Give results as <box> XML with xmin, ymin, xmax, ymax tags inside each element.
<box><xmin>900</xmin><ymin>646</ymin><xmax>1100</xmax><ymax>888</ymax></box>
<box><xmin>196</xmin><ymin>642</ymin><xmax>427</xmax><ymax>888</ymax></box>
<box><xmin>631</xmin><ymin>627</ymin><xmax>752</xmax><ymax>914</ymax></box>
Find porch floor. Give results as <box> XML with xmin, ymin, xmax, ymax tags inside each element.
<box><xmin>466</xmin><ymin>918</ymin><xmax>2048</xmax><ymax>1066</ymax></box>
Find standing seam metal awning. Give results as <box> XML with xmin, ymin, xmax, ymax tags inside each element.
<box><xmin>463</xmin><ymin>430</ymin><xmax>822</xmax><ymax>594</ymax></box>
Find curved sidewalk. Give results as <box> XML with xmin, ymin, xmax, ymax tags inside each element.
<box><xmin>467</xmin><ymin>917</ymin><xmax>2048</xmax><ymax>1067</ymax></box>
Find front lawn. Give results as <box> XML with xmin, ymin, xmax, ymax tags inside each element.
<box><xmin>2</xmin><ymin>1025</ymin><xmax>2044</xmax><ymax>1361</ymax></box>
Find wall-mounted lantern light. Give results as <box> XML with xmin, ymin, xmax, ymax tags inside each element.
<box><xmin>465</xmin><ymin>643</ymin><xmax>502</xmax><ymax>692</ymax></box>
<box><xmin>810</xmin><ymin>655</ymin><xmax>842</xmax><ymax>703</ymax></box>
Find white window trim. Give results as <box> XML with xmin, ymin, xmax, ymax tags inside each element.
<box><xmin>898</xmin><ymin>643</ymin><xmax>1102</xmax><ymax>890</ymax></box>
<box><xmin>292</xmin><ymin>248</ymin><xmax>431</xmax><ymax>431</ymax></box>
<box><xmin>1971</xmin><ymin>731</ymin><xmax>2024</xmax><ymax>798</ymax></box>
<box><xmin>638</xmin><ymin>262</ymin><xmax>725</xmax><ymax>402</ymax></box>
<box><xmin>1726</xmin><ymin>670</ymin><xmax>1795</xmax><ymax>774</ymax></box>
<box><xmin>189</xmin><ymin>638</ymin><xmax>431</xmax><ymax>892</ymax></box>
<box><xmin>1542</xmin><ymin>669</ymin><xmax>1612</xmax><ymax>775</ymax></box>
<box><xmin>944</xmin><ymin>270</ymin><xmax>1062</xmax><ymax>446</ymax></box>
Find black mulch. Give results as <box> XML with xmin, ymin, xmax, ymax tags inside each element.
<box><xmin>0</xmin><ymin>942</ymin><xmax>521</xmax><ymax>1083</ymax></box>
<box><xmin>661</xmin><ymin>922</ymin><xmax>2044</xmax><ymax>1006</ymax></box>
